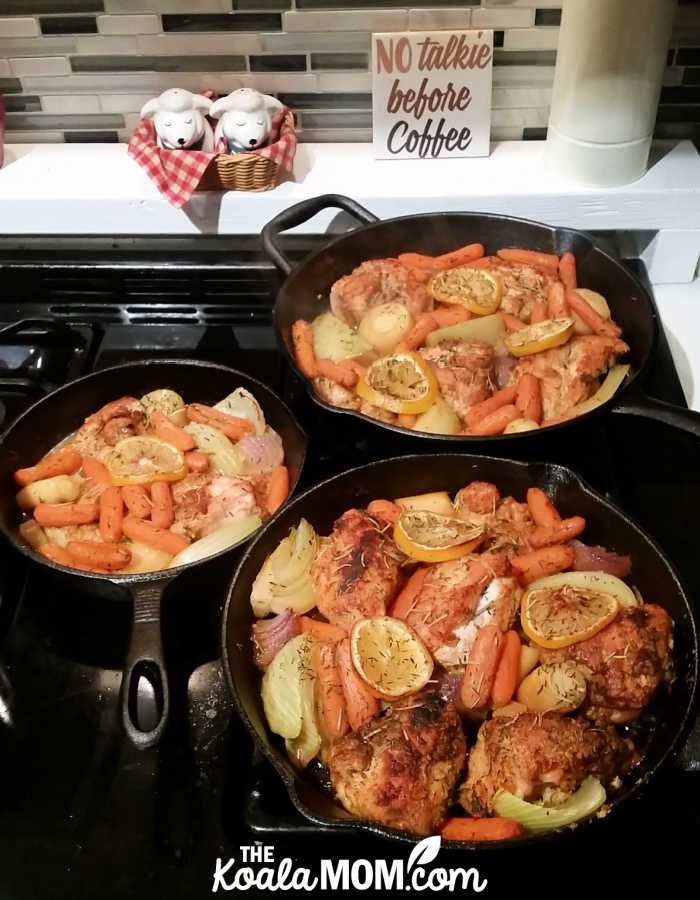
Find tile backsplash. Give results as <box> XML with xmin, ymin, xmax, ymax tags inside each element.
<box><xmin>0</xmin><ymin>0</ymin><xmax>699</xmax><ymax>147</ymax></box>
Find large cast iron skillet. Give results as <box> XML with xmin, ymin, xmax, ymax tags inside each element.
<box><xmin>222</xmin><ymin>454</ymin><xmax>698</xmax><ymax>848</ymax></box>
<box><xmin>0</xmin><ymin>359</ymin><xmax>307</xmax><ymax>750</ymax></box>
<box><xmin>263</xmin><ymin>194</ymin><xmax>700</xmax><ymax>442</ymax></box>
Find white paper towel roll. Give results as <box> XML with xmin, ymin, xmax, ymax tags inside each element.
<box><xmin>546</xmin><ymin>0</ymin><xmax>677</xmax><ymax>186</ymax></box>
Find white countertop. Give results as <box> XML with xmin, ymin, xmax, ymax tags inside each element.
<box><xmin>652</xmin><ymin>279</ymin><xmax>700</xmax><ymax>411</ymax></box>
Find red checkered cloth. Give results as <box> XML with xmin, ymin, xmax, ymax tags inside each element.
<box><xmin>127</xmin><ymin>108</ymin><xmax>296</xmax><ymax>208</ymax></box>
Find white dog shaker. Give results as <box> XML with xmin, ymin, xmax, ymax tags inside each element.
<box><xmin>140</xmin><ymin>88</ymin><xmax>215</xmax><ymax>151</ymax></box>
<box><xmin>210</xmin><ymin>89</ymin><xmax>284</xmax><ymax>153</ymax></box>
<box><xmin>545</xmin><ymin>0</ymin><xmax>677</xmax><ymax>186</ymax></box>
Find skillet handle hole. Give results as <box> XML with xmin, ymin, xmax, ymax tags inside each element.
<box><xmin>127</xmin><ymin>660</ymin><xmax>164</xmax><ymax>734</ymax></box>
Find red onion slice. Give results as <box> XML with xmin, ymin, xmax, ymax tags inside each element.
<box><xmin>238</xmin><ymin>428</ymin><xmax>284</xmax><ymax>474</ymax></box>
<box><xmin>252</xmin><ymin>609</ymin><xmax>301</xmax><ymax>669</ymax></box>
<box><xmin>571</xmin><ymin>540</ymin><xmax>632</xmax><ymax>579</ymax></box>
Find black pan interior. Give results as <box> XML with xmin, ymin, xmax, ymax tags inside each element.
<box><xmin>0</xmin><ymin>359</ymin><xmax>307</xmax><ymax>581</ymax></box>
<box><xmin>222</xmin><ymin>453</ymin><xmax>698</xmax><ymax>847</ymax></box>
<box><xmin>274</xmin><ymin>212</ymin><xmax>657</xmax><ymax>439</ymax></box>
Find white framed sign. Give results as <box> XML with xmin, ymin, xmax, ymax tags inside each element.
<box><xmin>371</xmin><ymin>30</ymin><xmax>494</xmax><ymax>160</ymax></box>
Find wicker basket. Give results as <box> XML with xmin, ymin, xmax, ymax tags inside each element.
<box><xmin>196</xmin><ymin>110</ymin><xmax>294</xmax><ymax>193</ymax></box>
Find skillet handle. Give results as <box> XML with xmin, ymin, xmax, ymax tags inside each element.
<box><xmin>613</xmin><ymin>392</ymin><xmax>700</xmax><ymax>439</ymax></box>
<box><xmin>120</xmin><ymin>581</ymin><xmax>171</xmax><ymax>750</ymax></box>
<box><xmin>261</xmin><ymin>194</ymin><xmax>379</xmax><ymax>275</ymax></box>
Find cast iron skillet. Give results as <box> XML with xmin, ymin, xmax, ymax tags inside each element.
<box><xmin>0</xmin><ymin>359</ymin><xmax>307</xmax><ymax>750</ymax></box>
<box><xmin>222</xmin><ymin>454</ymin><xmax>698</xmax><ymax>848</ymax></box>
<box><xmin>263</xmin><ymin>194</ymin><xmax>700</xmax><ymax>442</ymax></box>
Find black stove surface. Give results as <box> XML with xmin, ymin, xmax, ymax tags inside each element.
<box><xmin>0</xmin><ymin>248</ymin><xmax>698</xmax><ymax>898</ymax></box>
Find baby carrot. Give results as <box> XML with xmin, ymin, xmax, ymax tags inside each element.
<box><xmin>39</xmin><ymin>543</ymin><xmax>75</xmax><ymax>567</ymax></box>
<box><xmin>300</xmin><ymin>617</ymin><xmax>347</xmax><ymax>643</ymax></box>
<box><xmin>464</xmin><ymin>256</ymin><xmax>499</xmax><ymax>269</ymax></box>
<box><xmin>511</xmin><ymin>545</ymin><xmax>575</xmax><ymax>584</ymax></box>
<box><xmin>469</xmin><ymin>404</ymin><xmax>520</xmax><ymax>436</ymax></box>
<box><xmin>38</xmin><ymin>542</ymin><xmax>109</xmax><ymax>574</ymax></box>
<box><xmin>490</xmin><ymin>630</ymin><xmax>521</xmax><ymax>708</ymax></box>
<box><xmin>434</xmin><ymin>242</ymin><xmax>485</xmax><ymax>269</ymax></box>
<box><xmin>66</xmin><ymin>540</ymin><xmax>131</xmax><ymax>571</ymax></box>
<box><xmin>316</xmin><ymin>357</ymin><xmax>359</xmax><ymax>389</ymax></box>
<box><xmin>397</xmin><ymin>413</ymin><xmax>418</xmax><ymax>429</ymax></box>
<box><xmin>15</xmin><ymin>448</ymin><xmax>82</xmax><ymax>487</ymax></box>
<box><xmin>530</xmin><ymin>515</ymin><xmax>586</xmax><ymax>549</ymax></box>
<box><xmin>336</xmin><ymin>638</ymin><xmax>379</xmax><ymax>730</ymax></box>
<box><xmin>312</xmin><ymin>642</ymin><xmax>350</xmax><ymax>739</ymax></box>
<box><xmin>441</xmin><ymin>818</ymin><xmax>523</xmax><ymax>842</ymax></box>
<box><xmin>366</xmin><ymin>499</ymin><xmax>401</xmax><ymax>524</ymax></box>
<box><xmin>266</xmin><ymin>465</ymin><xmax>290</xmax><ymax>515</ymax></box>
<box><xmin>338</xmin><ymin>358</ymin><xmax>366</xmax><ymax>379</ymax></box>
<box><xmin>559</xmin><ymin>251</ymin><xmax>577</xmax><ymax>291</ymax></box>
<box><xmin>465</xmin><ymin>386</ymin><xmax>518</xmax><ymax>429</ymax></box>
<box><xmin>122</xmin><ymin>516</ymin><xmax>189</xmax><ymax>556</ymax></box>
<box><xmin>461</xmin><ymin>624</ymin><xmax>504</xmax><ymax>709</ymax></box>
<box><xmin>396</xmin><ymin>312</ymin><xmax>438</xmax><ymax>351</ymax></box>
<box><xmin>497</xmin><ymin>248</ymin><xmax>559</xmax><ymax>273</ymax></box>
<box><xmin>501</xmin><ymin>312</ymin><xmax>526</xmax><ymax>332</ymax></box>
<box><xmin>432</xmin><ymin>305</ymin><xmax>472</xmax><ymax>327</ymax></box>
<box><xmin>389</xmin><ymin>567</ymin><xmax>428</xmax><ymax>620</ymax></box>
<box><xmin>99</xmin><ymin>486</ymin><xmax>123</xmax><ymax>542</ymax></box>
<box><xmin>291</xmin><ymin>319</ymin><xmax>318</xmax><ymax>379</ymax></box>
<box><xmin>122</xmin><ymin>484</ymin><xmax>151</xmax><ymax>518</ymax></box>
<box><xmin>515</xmin><ymin>373</ymin><xmax>542</xmax><ymax>423</ymax></box>
<box><xmin>547</xmin><ymin>280</ymin><xmax>569</xmax><ymax>318</ymax></box>
<box><xmin>150</xmin><ymin>481</ymin><xmax>174</xmax><ymax>529</ymax></box>
<box><xmin>34</xmin><ymin>502</ymin><xmax>99</xmax><ymax>527</ymax></box>
<box><xmin>151</xmin><ymin>410</ymin><xmax>195</xmax><ymax>452</ymax></box>
<box><xmin>186</xmin><ymin>404</ymin><xmax>255</xmax><ymax>441</ymax></box>
<box><xmin>82</xmin><ymin>457</ymin><xmax>111</xmax><ymax>485</ymax></box>
<box><xmin>185</xmin><ymin>450</ymin><xmax>209</xmax><ymax>473</ymax></box>
<box><xmin>526</xmin><ymin>487</ymin><xmax>562</xmax><ymax>528</ymax></box>
<box><xmin>397</xmin><ymin>252</ymin><xmax>438</xmax><ymax>271</ymax></box>
<box><xmin>566</xmin><ymin>290</ymin><xmax>621</xmax><ymax>338</ymax></box>
<box><xmin>530</xmin><ymin>301</ymin><xmax>547</xmax><ymax>324</ymax></box>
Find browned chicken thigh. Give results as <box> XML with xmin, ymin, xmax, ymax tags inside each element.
<box><xmin>419</xmin><ymin>340</ymin><xmax>494</xmax><ymax>420</ymax></box>
<box><xmin>511</xmin><ymin>335</ymin><xmax>629</xmax><ymax>421</ymax></box>
<box><xmin>311</xmin><ymin>508</ymin><xmax>404</xmax><ymax>630</ymax></box>
<box><xmin>330</xmin><ymin>258</ymin><xmax>432</xmax><ymax>326</ymax></box>
<box><xmin>329</xmin><ymin>693</ymin><xmax>466</xmax><ymax>835</ymax></box>
<box><xmin>540</xmin><ymin>604</ymin><xmax>673</xmax><ymax>723</ymax></box>
<box><xmin>460</xmin><ymin>713</ymin><xmax>636</xmax><ymax>816</ymax></box>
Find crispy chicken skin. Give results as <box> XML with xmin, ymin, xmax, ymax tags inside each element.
<box><xmin>313</xmin><ymin>375</ymin><xmax>361</xmax><ymax>411</ymax></box>
<box><xmin>329</xmin><ymin>693</ymin><xmax>466</xmax><ymax>835</ymax></box>
<box><xmin>403</xmin><ymin>550</ymin><xmax>510</xmax><ymax>654</ymax></box>
<box><xmin>511</xmin><ymin>334</ymin><xmax>629</xmax><ymax>421</ymax></box>
<box><xmin>454</xmin><ymin>483</ymin><xmax>535</xmax><ymax>554</ymax></box>
<box><xmin>330</xmin><ymin>258</ymin><xmax>432</xmax><ymax>326</ymax></box>
<box><xmin>419</xmin><ymin>340</ymin><xmax>494</xmax><ymax>420</ymax></box>
<box><xmin>311</xmin><ymin>509</ymin><xmax>404</xmax><ymax>630</ymax></box>
<box><xmin>541</xmin><ymin>604</ymin><xmax>673</xmax><ymax>723</ymax></box>
<box><xmin>460</xmin><ymin>713</ymin><xmax>636</xmax><ymax>816</ymax></box>
<box><xmin>492</xmin><ymin>262</ymin><xmax>553</xmax><ymax>322</ymax></box>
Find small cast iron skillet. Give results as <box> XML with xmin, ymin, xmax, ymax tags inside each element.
<box><xmin>263</xmin><ymin>194</ymin><xmax>700</xmax><ymax>443</ymax></box>
<box><xmin>0</xmin><ymin>359</ymin><xmax>307</xmax><ymax>750</ymax></box>
<box><xmin>222</xmin><ymin>454</ymin><xmax>698</xmax><ymax>848</ymax></box>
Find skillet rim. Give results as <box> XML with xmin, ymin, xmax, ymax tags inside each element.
<box><xmin>221</xmin><ymin>451</ymin><xmax>699</xmax><ymax>850</ymax></box>
<box><xmin>0</xmin><ymin>357</ymin><xmax>308</xmax><ymax>586</ymax></box>
<box><xmin>272</xmin><ymin>208</ymin><xmax>658</xmax><ymax>442</ymax></box>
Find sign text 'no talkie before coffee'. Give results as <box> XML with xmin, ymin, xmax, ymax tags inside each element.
<box><xmin>372</xmin><ymin>31</ymin><xmax>494</xmax><ymax>160</ymax></box>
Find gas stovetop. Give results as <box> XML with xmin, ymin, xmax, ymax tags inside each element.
<box><xmin>0</xmin><ymin>240</ymin><xmax>698</xmax><ymax>899</ymax></box>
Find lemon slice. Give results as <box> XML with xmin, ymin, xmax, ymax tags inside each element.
<box><xmin>107</xmin><ymin>435</ymin><xmax>186</xmax><ymax>485</ymax></box>
<box><xmin>428</xmin><ymin>267</ymin><xmax>503</xmax><ymax>316</ymax></box>
<box><xmin>351</xmin><ymin>616</ymin><xmax>433</xmax><ymax>700</ymax></box>
<box><xmin>393</xmin><ymin>509</ymin><xmax>484</xmax><ymax>562</ymax></box>
<box><xmin>521</xmin><ymin>583</ymin><xmax>618</xmax><ymax>649</ymax></box>
<box><xmin>503</xmin><ymin>317</ymin><xmax>575</xmax><ymax>358</ymax></box>
<box><xmin>356</xmin><ymin>351</ymin><xmax>438</xmax><ymax>415</ymax></box>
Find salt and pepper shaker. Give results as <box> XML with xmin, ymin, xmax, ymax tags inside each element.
<box><xmin>546</xmin><ymin>0</ymin><xmax>677</xmax><ymax>186</ymax></box>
